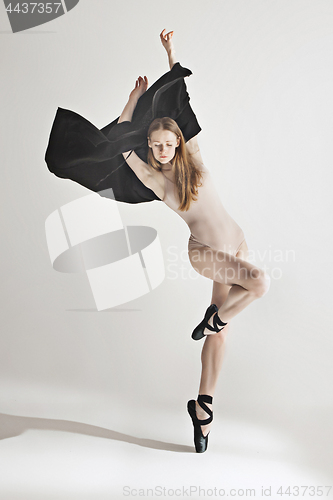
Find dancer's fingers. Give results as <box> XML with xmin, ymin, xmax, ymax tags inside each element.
<box><xmin>160</xmin><ymin>28</ymin><xmax>173</xmax><ymax>42</ymax></box>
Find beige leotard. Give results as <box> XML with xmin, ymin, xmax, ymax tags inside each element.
<box><xmin>161</xmin><ymin>165</ymin><xmax>245</xmax><ymax>257</ymax></box>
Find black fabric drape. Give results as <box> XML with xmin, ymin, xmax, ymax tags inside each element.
<box><xmin>45</xmin><ymin>62</ymin><xmax>201</xmax><ymax>204</ymax></box>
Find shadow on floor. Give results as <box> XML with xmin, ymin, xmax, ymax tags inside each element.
<box><xmin>0</xmin><ymin>413</ymin><xmax>193</xmax><ymax>453</ymax></box>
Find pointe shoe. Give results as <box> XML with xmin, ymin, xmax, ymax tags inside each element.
<box><xmin>187</xmin><ymin>394</ymin><xmax>213</xmax><ymax>453</ymax></box>
<box><xmin>191</xmin><ymin>304</ymin><xmax>227</xmax><ymax>341</ymax></box>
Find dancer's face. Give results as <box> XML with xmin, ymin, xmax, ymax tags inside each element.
<box><xmin>148</xmin><ymin>129</ymin><xmax>180</xmax><ymax>164</ymax></box>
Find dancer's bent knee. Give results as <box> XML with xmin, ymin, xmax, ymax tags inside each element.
<box><xmin>251</xmin><ymin>271</ymin><xmax>271</xmax><ymax>298</ymax></box>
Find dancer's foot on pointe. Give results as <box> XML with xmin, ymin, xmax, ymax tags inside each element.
<box><xmin>187</xmin><ymin>395</ymin><xmax>214</xmax><ymax>453</ymax></box>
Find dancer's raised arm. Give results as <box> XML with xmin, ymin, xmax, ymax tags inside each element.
<box><xmin>160</xmin><ymin>29</ymin><xmax>177</xmax><ymax>70</ymax></box>
<box><xmin>118</xmin><ymin>75</ymin><xmax>148</xmax><ymax>125</ymax></box>
<box><xmin>160</xmin><ymin>29</ymin><xmax>204</xmax><ymax>165</ymax></box>
<box><xmin>117</xmin><ymin>76</ymin><xmax>153</xmax><ymax>184</ymax></box>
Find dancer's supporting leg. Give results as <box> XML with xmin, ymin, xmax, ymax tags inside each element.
<box><xmin>196</xmin><ymin>280</ymin><xmax>231</xmax><ymax>437</ymax></box>
<box><xmin>191</xmin><ymin>239</ymin><xmax>267</xmax><ymax>436</ymax></box>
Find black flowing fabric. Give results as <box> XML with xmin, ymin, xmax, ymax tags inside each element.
<box><xmin>45</xmin><ymin>62</ymin><xmax>201</xmax><ymax>204</ymax></box>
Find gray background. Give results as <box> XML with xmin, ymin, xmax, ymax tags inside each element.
<box><xmin>1</xmin><ymin>0</ymin><xmax>332</xmax><ymax>498</ymax></box>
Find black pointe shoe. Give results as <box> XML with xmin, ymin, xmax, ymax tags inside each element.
<box><xmin>191</xmin><ymin>304</ymin><xmax>228</xmax><ymax>341</ymax></box>
<box><xmin>187</xmin><ymin>394</ymin><xmax>213</xmax><ymax>453</ymax></box>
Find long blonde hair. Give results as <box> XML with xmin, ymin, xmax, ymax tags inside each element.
<box><xmin>147</xmin><ymin>117</ymin><xmax>203</xmax><ymax>212</ymax></box>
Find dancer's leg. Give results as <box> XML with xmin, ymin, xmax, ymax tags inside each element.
<box><xmin>193</xmin><ymin>240</ymin><xmax>260</xmax><ymax>436</ymax></box>
<box><xmin>188</xmin><ymin>239</ymin><xmax>270</xmax><ymax>328</ymax></box>
<box><xmin>196</xmin><ymin>281</ymin><xmax>231</xmax><ymax>436</ymax></box>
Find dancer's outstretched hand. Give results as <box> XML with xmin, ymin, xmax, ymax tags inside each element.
<box><xmin>129</xmin><ymin>76</ymin><xmax>148</xmax><ymax>101</ymax></box>
<box><xmin>160</xmin><ymin>29</ymin><xmax>174</xmax><ymax>53</ymax></box>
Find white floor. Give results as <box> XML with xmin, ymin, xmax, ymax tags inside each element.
<box><xmin>0</xmin><ymin>394</ymin><xmax>332</xmax><ymax>500</ymax></box>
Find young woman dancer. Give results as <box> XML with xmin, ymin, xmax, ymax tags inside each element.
<box><xmin>117</xmin><ymin>29</ymin><xmax>271</xmax><ymax>453</ymax></box>
<box><xmin>45</xmin><ymin>29</ymin><xmax>270</xmax><ymax>454</ymax></box>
